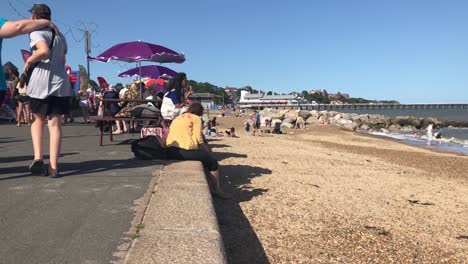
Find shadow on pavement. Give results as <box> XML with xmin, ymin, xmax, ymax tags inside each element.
<box><xmin>213</xmin><ymin>164</ymin><xmax>271</xmax><ymax>264</ymax></box>
<box><xmin>58</xmin><ymin>158</ymin><xmax>163</xmax><ymax>177</ymax></box>
<box><xmin>0</xmin><ymin>156</ymin><xmax>162</xmax><ymax>180</ymax></box>
<box><xmin>0</xmin><ymin>152</ymin><xmax>79</xmax><ymax>164</ymax></box>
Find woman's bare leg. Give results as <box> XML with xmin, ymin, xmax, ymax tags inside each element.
<box><xmin>48</xmin><ymin>115</ymin><xmax>63</xmax><ymax>172</ymax></box>
<box><xmin>16</xmin><ymin>102</ymin><xmax>23</xmax><ymax>126</ymax></box>
<box><xmin>25</xmin><ymin>104</ymin><xmax>31</xmax><ymax>125</ymax></box>
<box><xmin>114</xmin><ymin>121</ymin><xmax>122</xmax><ymax>134</ymax></box>
<box><xmin>123</xmin><ymin>121</ymin><xmax>128</xmax><ymax>133</ymax></box>
<box><xmin>31</xmin><ymin>113</ymin><xmax>45</xmax><ymax>160</ymax></box>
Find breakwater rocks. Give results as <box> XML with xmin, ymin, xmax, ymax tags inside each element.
<box><xmin>259</xmin><ymin>108</ymin><xmax>468</xmax><ymax>133</ymax></box>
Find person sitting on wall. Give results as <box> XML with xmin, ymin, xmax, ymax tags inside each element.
<box><xmin>165</xmin><ymin>102</ymin><xmax>230</xmax><ymax>199</ymax></box>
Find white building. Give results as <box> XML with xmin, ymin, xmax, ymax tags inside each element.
<box><xmin>238</xmin><ymin>90</ymin><xmax>301</xmax><ymax>108</ymax></box>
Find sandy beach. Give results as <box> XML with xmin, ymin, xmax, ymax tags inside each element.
<box><xmin>211</xmin><ymin>113</ymin><xmax>468</xmax><ymax>263</ymax></box>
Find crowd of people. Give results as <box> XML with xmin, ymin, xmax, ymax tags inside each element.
<box><xmin>0</xmin><ymin>4</ymin><xmax>261</xmax><ymax>198</ymax></box>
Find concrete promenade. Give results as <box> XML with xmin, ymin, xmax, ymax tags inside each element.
<box><xmin>0</xmin><ymin>121</ymin><xmax>163</xmax><ymax>264</ymax></box>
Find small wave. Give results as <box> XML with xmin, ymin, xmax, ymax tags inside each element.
<box><xmin>370</xmin><ymin>131</ymin><xmax>468</xmax><ymax>155</ymax></box>
<box><xmin>447</xmin><ymin>126</ymin><xmax>468</xmax><ymax>130</ymax></box>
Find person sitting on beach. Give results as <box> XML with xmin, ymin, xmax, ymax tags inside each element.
<box><xmin>210</xmin><ymin>117</ymin><xmax>218</xmax><ymax>135</ymax></box>
<box><xmin>426</xmin><ymin>123</ymin><xmax>433</xmax><ymax>146</ymax></box>
<box><xmin>165</xmin><ymin>102</ymin><xmax>229</xmax><ymax>199</ymax></box>
<box><xmin>244</xmin><ymin>119</ymin><xmax>251</xmax><ymax>133</ymax></box>
<box><xmin>224</xmin><ymin>127</ymin><xmax>236</xmax><ymax>137</ymax></box>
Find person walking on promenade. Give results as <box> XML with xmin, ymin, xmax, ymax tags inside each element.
<box><xmin>25</xmin><ymin>3</ymin><xmax>70</xmax><ymax>177</ymax></box>
<box><xmin>426</xmin><ymin>123</ymin><xmax>433</xmax><ymax>146</ymax></box>
<box><xmin>165</xmin><ymin>102</ymin><xmax>230</xmax><ymax>199</ymax></box>
<box><xmin>16</xmin><ymin>73</ymin><xmax>31</xmax><ymax>126</ymax></box>
<box><xmin>0</xmin><ymin>15</ymin><xmax>57</xmax><ymax>108</ymax></box>
<box><xmin>78</xmin><ymin>88</ymin><xmax>90</xmax><ymax>123</ymax></box>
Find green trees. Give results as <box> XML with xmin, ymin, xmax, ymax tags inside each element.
<box><xmin>187</xmin><ymin>80</ymin><xmax>231</xmax><ymax>105</ymax></box>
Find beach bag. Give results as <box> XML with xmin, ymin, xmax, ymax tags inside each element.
<box><xmin>140</xmin><ymin>126</ymin><xmax>169</xmax><ymax>147</ymax></box>
<box><xmin>131</xmin><ymin>135</ymin><xmax>166</xmax><ymax>160</ymax></box>
<box><xmin>130</xmin><ymin>104</ymin><xmax>161</xmax><ymax>118</ymax></box>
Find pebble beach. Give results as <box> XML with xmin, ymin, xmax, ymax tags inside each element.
<box><xmin>212</xmin><ymin>113</ymin><xmax>468</xmax><ymax>263</ymax></box>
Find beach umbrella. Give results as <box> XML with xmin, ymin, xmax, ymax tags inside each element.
<box><xmin>89</xmin><ymin>40</ymin><xmax>185</xmax><ymax>64</ymax></box>
<box><xmin>118</xmin><ymin>65</ymin><xmax>177</xmax><ymax>79</ymax></box>
<box><xmin>144</xmin><ymin>78</ymin><xmax>167</xmax><ymax>93</ymax></box>
<box><xmin>89</xmin><ymin>40</ymin><xmax>185</xmax><ymax>97</ymax></box>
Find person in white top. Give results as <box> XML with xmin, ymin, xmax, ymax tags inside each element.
<box><xmin>78</xmin><ymin>89</ymin><xmax>90</xmax><ymax>123</ymax></box>
<box><xmin>86</xmin><ymin>85</ymin><xmax>96</xmax><ymax>112</ymax></box>
<box><xmin>16</xmin><ymin>73</ymin><xmax>31</xmax><ymax>126</ymax></box>
<box><xmin>426</xmin><ymin>123</ymin><xmax>433</xmax><ymax>146</ymax></box>
<box><xmin>119</xmin><ymin>84</ymin><xmax>129</xmax><ymax>99</ymax></box>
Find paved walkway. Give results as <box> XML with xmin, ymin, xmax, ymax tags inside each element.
<box><xmin>0</xmin><ymin>121</ymin><xmax>162</xmax><ymax>264</ymax></box>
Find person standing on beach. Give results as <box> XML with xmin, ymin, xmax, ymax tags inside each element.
<box><xmin>26</xmin><ymin>3</ymin><xmax>71</xmax><ymax>177</ymax></box>
<box><xmin>0</xmin><ymin>15</ymin><xmax>57</xmax><ymax>108</ymax></box>
<box><xmin>252</xmin><ymin>109</ymin><xmax>261</xmax><ymax>136</ymax></box>
<box><xmin>244</xmin><ymin>119</ymin><xmax>251</xmax><ymax>133</ymax></box>
<box><xmin>426</xmin><ymin>123</ymin><xmax>433</xmax><ymax>146</ymax></box>
<box><xmin>434</xmin><ymin>125</ymin><xmax>442</xmax><ymax>144</ymax></box>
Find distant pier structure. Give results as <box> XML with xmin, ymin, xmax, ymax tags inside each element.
<box><xmin>250</xmin><ymin>103</ymin><xmax>468</xmax><ymax>111</ymax></box>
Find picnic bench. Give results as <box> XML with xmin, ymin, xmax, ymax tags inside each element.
<box><xmin>93</xmin><ymin>98</ymin><xmax>167</xmax><ymax>146</ymax></box>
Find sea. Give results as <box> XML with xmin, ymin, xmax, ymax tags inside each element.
<box><xmin>338</xmin><ymin>108</ymin><xmax>468</xmax><ymax>155</ymax></box>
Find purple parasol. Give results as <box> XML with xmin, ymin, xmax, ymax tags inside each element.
<box><xmin>118</xmin><ymin>65</ymin><xmax>177</xmax><ymax>79</ymax></box>
<box><xmin>89</xmin><ymin>41</ymin><xmax>185</xmax><ymax>64</ymax></box>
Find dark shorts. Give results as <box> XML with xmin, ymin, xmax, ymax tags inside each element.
<box><xmin>0</xmin><ymin>90</ymin><xmax>5</xmax><ymax>106</ymax></box>
<box><xmin>18</xmin><ymin>95</ymin><xmax>30</xmax><ymax>104</ymax></box>
<box><xmin>30</xmin><ymin>96</ymin><xmax>70</xmax><ymax>116</ymax></box>
<box><xmin>166</xmin><ymin>147</ymin><xmax>219</xmax><ymax>171</ymax></box>
<box><xmin>254</xmin><ymin>122</ymin><xmax>261</xmax><ymax>129</ymax></box>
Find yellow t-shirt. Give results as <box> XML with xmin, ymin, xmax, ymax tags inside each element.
<box><xmin>166</xmin><ymin>113</ymin><xmax>204</xmax><ymax>150</ymax></box>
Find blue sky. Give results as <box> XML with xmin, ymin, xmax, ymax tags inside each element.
<box><xmin>2</xmin><ymin>0</ymin><xmax>468</xmax><ymax>103</ymax></box>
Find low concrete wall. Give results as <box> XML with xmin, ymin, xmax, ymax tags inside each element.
<box><xmin>124</xmin><ymin>161</ymin><xmax>226</xmax><ymax>264</ymax></box>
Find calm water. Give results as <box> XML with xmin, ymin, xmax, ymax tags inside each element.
<box><xmin>338</xmin><ymin>108</ymin><xmax>468</xmax><ymax>155</ymax></box>
<box><xmin>338</xmin><ymin>108</ymin><xmax>468</xmax><ymax>121</ymax></box>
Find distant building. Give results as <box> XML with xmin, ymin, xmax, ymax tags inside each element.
<box><xmin>238</xmin><ymin>90</ymin><xmax>301</xmax><ymax>108</ymax></box>
<box><xmin>308</xmin><ymin>89</ymin><xmax>328</xmax><ymax>96</ymax></box>
<box><xmin>224</xmin><ymin>86</ymin><xmax>238</xmax><ymax>95</ymax></box>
